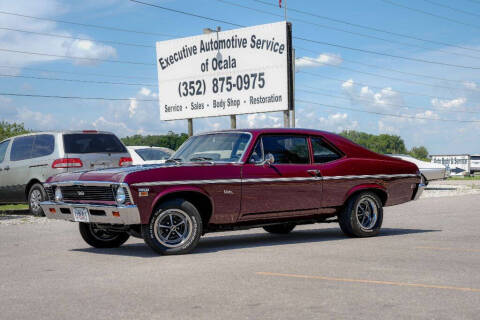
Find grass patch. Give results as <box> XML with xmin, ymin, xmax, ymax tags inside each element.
<box><xmin>448</xmin><ymin>176</ymin><xmax>480</xmax><ymax>180</ymax></box>
<box><xmin>0</xmin><ymin>204</ymin><xmax>29</xmax><ymax>211</ymax></box>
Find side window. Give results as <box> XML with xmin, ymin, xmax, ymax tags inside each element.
<box><xmin>32</xmin><ymin>134</ymin><xmax>55</xmax><ymax>158</ymax></box>
<box><xmin>11</xmin><ymin>136</ymin><xmax>35</xmax><ymax>161</ymax></box>
<box><xmin>0</xmin><ymin>140</ymin><xmax>10</xmax><ymax>163</ymax></box>
<box><xmin>249</xmin><ymin>139</ymin><xmax>263</xmax><ymax>163</ymax></box>
<box><xmin>311</xmin><ymin>137</ymin><xmax>342</xmax><ymax>163</ymax></box>
<box><xmin>262</xmin><ymin>135</ymin><xmax>309</xmax><ymax>164</ymax></box>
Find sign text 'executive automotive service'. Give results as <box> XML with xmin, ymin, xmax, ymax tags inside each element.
<box><xmin>156</xmin><ymin>21</ymin><xmax>292</xmax><ymax>120</ymax></box>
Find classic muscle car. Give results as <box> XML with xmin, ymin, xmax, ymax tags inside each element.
<box><xmin>40</xmin><ymin>129</ymin><xmax>425</xmax><ymax>255</ymax></box>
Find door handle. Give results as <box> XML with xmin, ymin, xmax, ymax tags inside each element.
<box><xmin>307</xmin><ymin>169</ymin><xmax>321</xmax><ymax>177</ymax></box>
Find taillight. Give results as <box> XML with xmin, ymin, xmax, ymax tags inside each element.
<box><xmin>119</xmin><ymin>157</ymin><xmax>133</xmax><ymax>167</ymax></box>
<box><xmin>52</xmin><ymin>158</ymin><xmax>83</xmax><ymax>169</ymax></box>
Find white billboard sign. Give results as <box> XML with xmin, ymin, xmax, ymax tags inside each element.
<box><xmin>156</xmin><ymin>21</ymin><xmax>292</xmax><ymax>121</ymax></box>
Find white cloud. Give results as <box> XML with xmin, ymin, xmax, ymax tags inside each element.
<box><xmin>317</xmin><ymin>112</ymin><xmax>358</xmax><ymax>132</ymax></box>
<box><xmin>295</xmin><ymin>53</ymin><xmax>342</xmax><ymax>69</ymax></box>
<box><xmin>0</xmin><ymin>0</ymin><xmax>116</xmax><ymax>70</ymax></box>
<box><xmin>431</xmin><ymin>97</ymin><xmax>467</xmax><ymax>109</ymax></box>
<box><xmin>463</xmin><ymin>81</ymin><xmax>477</xmax><ymax>90</ymax></box>
<box><xmin>64</xmin><ymin>39</ymin><xmax>117</xmax><ymax>65</ymax></box>
<box><xmin>341</xmin><ymin>79</ymin><xmax>403</xmax><ymax>112</ymax></box>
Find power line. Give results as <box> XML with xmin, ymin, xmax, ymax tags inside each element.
<box><xmin>298</xmin><ymin>87</ymin><xmax>480</xmax><ymax>115</ymax></box>
<box><xmin>0</xmin><ymin>10</ymin><xmax>179</xmax><ymax>38</ymax></box>
<box><xmin>129</xmin><ymin>0</ymin><xmax>480</xmax><ymax>70</ymax></box>
<box><xmin>294</xmin><ymin>36</ymin><xmax>480</xmax><ymax>70</ymax></box>
<box><xmin>298</xmin><ymin>71</ymin><xmax>465</xmax><ymax>101</ymax></box>
<box><xmin>380</xmin><ymin>0</ymin><xmax>480</xmax><ymax>30</ymax></box>
<box><xmin>128</xmin><ymin>0</ymin><xmax>243</xmax><ymax>27</ymax></box>
<box><xmin>0</xmin><ymin>65</ymin><xmax>157</xmax><ymax>80</ymax></box>
<box><xmin>296</xmin><ymin>98</ymin><xmax>480</xmax><ymax>123</ymax></box>
<box><xmin>297</xmin><ymin>58</ymin><xmax>473</xmax><ymax>91</ymax></box>
<box><xmin>423</xmin><ymin>0</ymin><xmax>480</xmax><ymax>18</ymax></box>
<box><xmin>252</xmin><ymin>0</ymin><xmax>480</xmax><ymax>54</ymax></box>
<box><xmin>0</xmin><ymin>27</ymin><xmax>155</xmax><ymax>48</ymax></box>
<box><xmin>0</xmin><ymin>74</ymin><xmax>156</xmax><ymax>87</ymax></box>
<box><xmin>295</xmin><ymin>46</ymin><xmax>475</xmax><ymax>85</ymax></box>
<box><xmin>0</xmin><ymin>48</ymin><xmax>155</xmax><ymax>66</ymax></box>
<box><xmin>0</xmin><ymin>92</ymin><xmax>156</xmax><ymax>101</ymax></box>
<box><xmin>218</xmin><ymin>0</ymin><xmax>480</xmax><ymax>61</ymax></box>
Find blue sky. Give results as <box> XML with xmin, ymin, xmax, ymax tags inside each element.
<box><xmin>0</xmin><ymin>0</ymin><xmax>479</xmax><ymax>154</ymax></box>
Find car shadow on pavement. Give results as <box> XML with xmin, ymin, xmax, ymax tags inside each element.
<box><xmin>71</xmin><ymin>227</ymin><xmax>439</xmax><ymax>258</ymax></box>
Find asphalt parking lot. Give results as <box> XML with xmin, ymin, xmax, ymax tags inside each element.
<box><xmin>1</xmin><ymin>192</ymin><xmax>480</xmax><ymax>320</ymax></box>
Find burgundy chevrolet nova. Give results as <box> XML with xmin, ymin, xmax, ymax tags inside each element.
<box><xmin>41</xmin><ymin>128</ymin><xmax>425</xmax><ymax>255</ymax></box>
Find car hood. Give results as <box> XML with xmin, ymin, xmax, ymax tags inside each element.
<box><xmin>46</xmin><ymin>164</ymin><xmax>168</xmax><ymax>184</ymax></box>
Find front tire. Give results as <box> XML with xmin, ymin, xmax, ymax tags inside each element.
<box><xmin>79</xmin><ymin>223</ymin><xmax>130</xmax><ymax>248</ymax></box>
<box><xmin>338</xmin><ymin>192</ymin><xmax>383</xmax><ymax>237</ymax></box>
<box><xmin>142</xmin><ymin>198</ymin><xmax>202</xmax><ymax>255</ymax></box>
<box><xmin>28</xmin><ymin>183</ymin><xmax>47</xmax><ymax>216</ymax></box>
<box><xmin>263</xmin><ymin>223</ymin><xmax>296</xmax><ymax>234</ymax></box>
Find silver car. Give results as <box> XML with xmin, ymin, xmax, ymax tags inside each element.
<box><xmin>0</xmin><ymin>131</ymin><xmax>132</xmax><ymax>215</ymax></box>
<box><xmin>389</xmin><ymin>154</ymin><xmax>448</xmax><ymax>185</ymax></box>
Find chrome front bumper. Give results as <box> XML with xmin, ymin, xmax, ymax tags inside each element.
<box><xmin>40</xmin><ymin>201</ymin><xmax>141</xmax><ymax>225</ymax></box>
<box><xmin>412</xmin><ymin>183</ymin><xmax>426</xmax><ymax>200</ymax></box>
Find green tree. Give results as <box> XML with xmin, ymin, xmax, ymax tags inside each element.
<box><xmin>0</xmin><ymin>121</ymin><xmax>30</xmax><ymax>141</ymax></box>
<box><xmin>340</xmin><ymin>130</ymin><xmax>407</xmax><ymax>154</ymax></box>
<box><xmin>409</xmin><ymin>146</ymin><xmax>429</xmax><ymax>160</ymax></box>
<box><xmin>121</xmin><ymin>131</ymin><xmax>188</xmax><ymax>150</ymax></box>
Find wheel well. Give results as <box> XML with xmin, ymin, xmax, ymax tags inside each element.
<box><xmin>25</xmin><ymin>179</ymin><xmax>42</xmax><ymax>198</ymax></box>
<box><xmin>153</xmin><ymin>191</ymin><xmax>213</xmax><ymax>227</ymax></box>
<box><xmin>349</xmin><ymin>188</ymin><xmax>388</xmax><ymax>206</ymax></box>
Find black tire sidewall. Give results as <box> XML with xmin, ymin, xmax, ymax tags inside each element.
<box><xmin>143</xmin><ymin>199</ymin><xmax>202</xmax><ymax>255</ymax></box>
<box><xmin>78</xmin><ymin>222</ymin><xmax>130</xmax><ymax>248</ymax></box>
<box><xmin>28</xmin><ymin>183</ymin><xmax>47</xmax><ymax>216</ymax></box>
<box><xmin>341</xmin><ymin>192</ymin><xmax>383</xmax><ymax>237</ymax></box>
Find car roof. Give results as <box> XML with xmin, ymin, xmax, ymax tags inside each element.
<box><xmin>196</xmin><ymin>128</ymin><xmax>334</xmax><ymax>136</ymax></box>
<box><xmin>1</xmin><ymin>130</ymin><xmax>117</xmax><ymax>141</ymax></box>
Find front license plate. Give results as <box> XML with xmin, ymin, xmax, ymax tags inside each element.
<box><xmin>73</xmin><ymin>207</ymin><xmax>89</xmax><ymax>222</ymax></box>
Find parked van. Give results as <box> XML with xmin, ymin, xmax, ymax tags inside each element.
<box><xmin>0</xmin><ymin>131</ymin><xmax>132</xmax><ymax>215</ymax></box>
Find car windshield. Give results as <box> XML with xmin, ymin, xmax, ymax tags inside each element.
<box><xmin>135</xmin><ymin>148</ymin><xmax>172</xmax><ymax>161</ymax></box>
<box><xmin>172</xmin><ymin>132</ymin><xmax>250</xmax><ymax>163</ymax></box>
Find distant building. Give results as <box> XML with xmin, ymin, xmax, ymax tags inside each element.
<box><xmin>430</xmin><ymin>154</ymin><xmax>480</xmax><ymax>175</ymax></box>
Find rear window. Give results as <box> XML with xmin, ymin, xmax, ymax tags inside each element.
<box><xmin>135</xmin><ymin>148</ymin><xmax>171</xmax><ymax>161</ymax></box>
<box><xmin>63</xmin><ymin>134</ymin><xmax>126</xmax><ymax>154</ymax></box>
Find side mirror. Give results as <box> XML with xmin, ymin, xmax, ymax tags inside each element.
<box><xmin>257</xmin><ymin>153</ymin><xmax>275</xmax><ymax>166</ymax></box>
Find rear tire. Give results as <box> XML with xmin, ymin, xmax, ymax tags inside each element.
<box><xmin>79</xmin><ymin>223</ymin><xmax>130</xmax><ymax>248</ymax></box>
<box><xmin>338</xmin><ymin>192</ymin><xmax>383</xmax><ymax>237</ymax></box>
<box><xmin>28</xmin><ymin>183</ymin><xmax>47</xmax><ymax>216</ymax></box>
<box><xmin>263</xmin><ymin>223</ymin><xmax>296</xmax><ymax>234</ymax></box>
<box><xmin>142</xmin><ymin>198</ymin><xmax>202</xmax><ymax>255</ymax></box>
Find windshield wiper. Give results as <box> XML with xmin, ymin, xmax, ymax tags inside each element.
<box><xmin>165</xmin><ymin>158</ymin><xmax>182</xmax><ymax>164</ymax></box>
<box><xmin>189</xmin><ymin>156</ymin><xmax>215</xmax><ymax>164</ymax></box>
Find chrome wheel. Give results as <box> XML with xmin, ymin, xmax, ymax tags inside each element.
<box><xmin>89</xmin><ymin>224</ymin><xmax>121</xmax><ymax>241</ymax></box>
<box><xmin>355</xmin><ymin>196</ymin><xmax>378</xmax><ymax>230</ymax></box>
<box><xmin>30</xmin><ymin>189</ymin><xmax>42</xmax><ymax>212</ymax></box>
<box><xmin>153</xmin><ymin>209</ymin><xmax>193</xmax><ymax>248</ymax></box>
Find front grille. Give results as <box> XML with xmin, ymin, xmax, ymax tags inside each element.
<box><xmin>46</xmin><ymin>184</ymin><xmax>132</xmax><ymax>204</ymax></box>
<box><xmin>60</xmin><ymin>185</ymin><xmax>115</xmax><ymax>201</ymax></box>
<box><xmin>45</xmin><ymin>186</ymin><xmax>54</xmax><ymax>201</ymax></box>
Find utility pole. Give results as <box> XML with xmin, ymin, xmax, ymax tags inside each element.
<box><xmin>282</xmin><ymin>0</ymin><xmax>291</xmax><ymax>128</ymax></box>
<box><xmin>188</xmin><ymin>119</ymin><xmax>193</xmax><ymax>136</ymax></box>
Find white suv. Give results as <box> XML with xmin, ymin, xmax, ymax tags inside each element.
<box><xmin>0</xmin><ymin>131</ymin><xmax>132</xmax><ymax>215</ymax></box>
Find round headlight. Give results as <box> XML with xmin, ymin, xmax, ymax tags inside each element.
<box><xmin>116</xmin><ymin>187</ymin><xmax>126</xmax><ymax>204</ymax></box>
<box><xmin>54</xmin><ymin>187</ymin><xmax>63</xmax><ymax>202</ymax></box>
